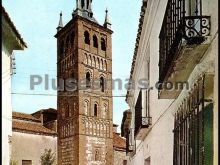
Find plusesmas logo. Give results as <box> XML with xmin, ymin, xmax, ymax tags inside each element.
<box><xmin>30</xmin><ymin>74</ymin><xmax>189</xmax><ymax>92</ymax></box>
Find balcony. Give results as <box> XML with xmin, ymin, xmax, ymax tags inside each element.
<box><xmin>121</xmin><ymin>110</ymin><xmax>135</xmax><ymax>154</ymax></box>
<box><xmin>135</xmin><ymin>117</ymin><xmax>152</xmax><ymax>140</ymax></box>
<box><xmin>134</xmin><ymin>91</ymin><xmax>152</xmax><ymax>140</ymax></box>
<box><xmin>126</xmin><ymin>129</ymin><xmax>135</xmax><ymax>155</ymax></box>
<box><xmin>158</xmin><ymin>0</ymin><xmax>211</xmax><ymax>99</ymax></box>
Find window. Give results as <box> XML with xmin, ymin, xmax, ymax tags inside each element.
<box><xmin>71</xmin><ymin>71</ymin><xmax>75</xmax><ymax>79</ymax></box>
<box><xmin>103</xmin><ymin>104</ymin><xmax>108</xmax><ymax>119</ymax></box>
<box><xmin>123</xmin><ymin>160</ymin><xmax>127</xmax><ymax>165</ymax></box>
<box><xmin>94</xmin><ymin>104</ymin><xmax>98</xmax><ymax>117</ymax></box>
<box><xmin>84</xmin><ymin>100</ymin><xmax>89</xmax><ymax>115</ymax></box>
<box><xmin>86</xmin><ymin>72</ymin><xmax>91</xmax><ymax>88</ymax></box>
<box><xmin>22</xmin><ymin>160</ymin><xmax>32</xmax><ymax>165</ymax></box>
<box><xmin>66</xmin><ymin>105</ymin><xmax>70</xmax><ymax>117</ymax></box>
<box><xmin>59</xmin><ymin>41</ymin><xmax>64</xmax><ymax>55</ymax></box>
<box><xmin>93</xmin><ymin>56</ymin><xmax>96</xmax><ymax>67</ymax></box>
<box><xmin>88</xmin><ymin>55</ymin><xmax>92</xmax><ymax>65</ymax></box>
<box><xmin>87</xmin><ymin>0</ymin><xmax>90</xmax><ymax>9</ymax></box>
<box><xmin>174</xmin><ymin>103</ymin><xmax>214</xmax><ymax>165</ymax></box>
<box><xmin>71</xmin><ymin>32</ymin><xmax>75</xmax><ymax>45</ymax></box>
<box><xmin>100</xmin><ymin>59</ymin><xmax>104</xmax><ymax>70</ymax></box>
<box><xmin>135</xmin><ymin>91</ymin><xmax>142</xmax><ymax>136</ymax></box>
<box><xmin>95</xmin><ymin>149</ymin><xmax>99</xmax><ymax>161</ymax></box>
<box><xmin>65</xmin><ymin>35</ymin><xmax>70</xmax><ymax>50</ymax></box>
<box><xmin>101</xmin><ymin>38</ymin><xmax>106</xmax><ymax>51</ymax></box>
<box><xmin>85</xmin><ymin>54</ymin><xmax>89</xmax><ymax>64</ymax></box>
<box><xmin>93</xmin><ymin>35</ymin><xmax>98</xmax><ymax>48</ymax></box>
<box><xmin>81</xmin><ymin>0</ymin><xmax>85</xmax><ymax>9</ymax></box>
<box><xmin>84</xmin><ymin>31</ymin><xmax>90</xmax><ymax>45</ymax></box>
<box><xmin>97</xmin><ymin>58</ymin><xmax>100</xmax><ymax>69</ymax></box>
<box><xmin>173</xmin><ymin>78</ymin><xmax>213</xmax><ymax>165</ymax></box>
<box><xmin>100</xmin><ymin>77</ymin><xmax>104</xmax><ymax>92</ymax></box>
<box><xmin>104</xmin><ymin>60</ymin><xmax>107</xmax><ymax>71</ymax></box>
<box><xmin>187</xmin><ymin>0</ymin><xmax>202</xmax><ymax>16</ymax></box>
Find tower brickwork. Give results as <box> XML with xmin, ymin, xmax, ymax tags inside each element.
<box><xmin>55</xmin><ymin>1</ymin><xmax>113</xmax><ymax>164</ymax></box>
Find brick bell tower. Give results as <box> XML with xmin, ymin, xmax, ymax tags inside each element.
<box><xmin>55</xmin><ymin>0</ymin><xmax>113</xmax><ymax>164</ymax></box>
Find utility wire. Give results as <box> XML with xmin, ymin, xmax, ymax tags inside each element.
<box><xmin>11</xmin><ymin>92</ymin><xmax>128</xmax><ymax>98</ymax></box>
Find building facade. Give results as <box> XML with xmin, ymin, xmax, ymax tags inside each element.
<box><xmin>11</xmin><ymin>109</ymin><xmax>57</xmax><ymax>165</ymax></box>
<box><xmin>122</xmin><ymin>0</ymin><xmax>218</xmax><ymax>164</ymax></box>
<box><xmin>55</xmin><ymin>1</ymin><xmax>114</xmax><ymax>164</ymax></box>
<box><xmin>11</xmin><ymin>109</ymin><xmax>128</xmax><ymax>165</ymax></box>
<box><xmin>113</xmin><ymin>124</ymin><xmax>129</xmax><ymax>165</ymax></box>
<box><xmin>2</xmin><ymin>6</ymin><xmax>27</xmax><ymax>165</ymax></box>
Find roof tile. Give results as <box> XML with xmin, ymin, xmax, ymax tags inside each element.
<box><xmin>113</xmin><ymin>132</ymin><xmax>126</xmax><ymax>150</ymax></box>
<box><xmin>13</xmin><ymin>112</ymin><xmax>41</xmax><ymax>122</ymax></box>
<box><xmin>12</xmin><ymin>120</ymin><xmax>57</xmax><ymax>136</ymax></box>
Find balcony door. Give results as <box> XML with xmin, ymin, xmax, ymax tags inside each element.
<box><xmin>186</xmin><ymin>0</ymin><xmax>202</xmax><ymax>16</ymax></box>
<box><xmin>134</xmin><ymin>90</ymin><xmax>142</xmax><ymax>136</ymax></box>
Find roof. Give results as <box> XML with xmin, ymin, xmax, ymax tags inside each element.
<box><xmin>32</xmin><ymin>108</ymin><xmax>57</xmax><ymax>115</ymax></box>
<box><xmin>12</xmin><ymin>120</ymin><xmax>57</xmax><ymax>136</ymax></box>
<box><xmin>13</xmin><ymin>112</ymin><xmax>41</xmax><ymax>122</ymax></box>
<box><xmin>2</xmin><ymin>6</ymin><xmax>27</xmax><ymax>48</ymax></box>
<box><xmin>113</xmin><ymin>132</ymin><xmax>126</xmax><ymax>151</ymax></box>
<box><xmin>126</xmin><ymin>0</ymin><xmax>148</xmax><ymax>101</ymax></box>
<box><xmin>75</xmin><ymin>11</ymin><xmax>99</xmax><ymax>24</ymax></box>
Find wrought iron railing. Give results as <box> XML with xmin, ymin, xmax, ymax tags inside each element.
<box><xmin>173</xmin><ymin>76</ymin><xmax>213</xmax><ymax>165</ymax></box>
<box><xmin>184</xmin><ymin>16</ymin><xmax>211</xmax><ymax>44</ymax></box>
<box><xmin>134</xmin><ymin>91</ymin><xmax>152</xmax><ymax>137</ymax></box>
<box><xmin>159</xmin><ymin>0</ymin><xmax>211</xmax><ymax>84</ymax></box>
<box><xmin>142</xmin><ymin>116</ymin><xmax>152</xmax><ymax>126</ymax></box>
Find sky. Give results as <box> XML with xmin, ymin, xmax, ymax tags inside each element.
<box><xmin>3</xmin><ymin>0</ymin><xmax>142</xmax><ymax>128</ymax></box>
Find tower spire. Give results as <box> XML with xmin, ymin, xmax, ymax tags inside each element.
<box><xmin>104</xmin><ymin>8</ymin><xmax>111</xmax><ymax>29</ymax></box>
<box><xmin>57</xmin><ymin>12</ymin><xmax>63</xmax><ymax>32</ymax></box>
<box><xmin>73</xmin><ymin>0</ymin><xmax>94</xmax><ymax>19</ymax></box>
<box><xmin>76</xmin><ymin>0</ymin><xmax>80</xmax><ymax>9</ymax></box>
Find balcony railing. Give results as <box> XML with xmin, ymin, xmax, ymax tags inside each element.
<box><xmin>134</xmin><ymin>116</ymin><xmax>152</xmax><ymax>137</ymax></box>
<box><xmin>159</xmin><ymin>0</ymin><xmax>211</xmax><ymax>85</ymax></box>
<box><xmin>173</xmin><ymin>74</ymin><xmax>214</xmax><ymax>165</ymax></box>
<box><xmin>134</xmin><ymin>91</ymin><xmax>152</xmax><ymax>139</ymax></box>
<box><xmin>126</xmin><ymin>129</ymin><xmax>135</xmax><ymax>154</ymax></box>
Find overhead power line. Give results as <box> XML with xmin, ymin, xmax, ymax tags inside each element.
<box><xmin>11</xmin><ymin>92</ymin><xmax>128</xmax><ymax>98</ymax></box>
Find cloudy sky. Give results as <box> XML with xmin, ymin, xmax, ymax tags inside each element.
<box><xmin>3</xmin><ymin>0</ymin><xmax>141</xmax><ymax>127</ymax></box>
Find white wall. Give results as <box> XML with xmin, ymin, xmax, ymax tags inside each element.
<box><xmin>114</xmin><ymin>150</ymin><xmax>128</xmax><ymax>165</ymax></box>
<box><xmin>127</xmin><ymin>0</ymin><xmax>218</xmax><ymax>164</ymax></box>
<box><xmin>11</xmin><ymin>132</ymin><xmax>57</xmax><ymax>165</ymax></box>
<box><xmin>2</xmin><ymin>43</ymin><xmax>12</xmax><ymax>165</ymax></box>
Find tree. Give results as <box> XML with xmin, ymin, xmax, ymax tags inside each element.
<box><xmin>10</xmin><ymin>160</ymin><xmax>18</xmax><ymax>165</ymax></box>
<box><xmin>40</xmin><ymin>149</ymin><xmax>56</xmax><ymax>165</ymax></box>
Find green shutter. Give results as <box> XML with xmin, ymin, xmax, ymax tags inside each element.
<box><xmin>203</xmin><ymin>103</ymin><xmax>213</xmax><ymax>165</ymax></box>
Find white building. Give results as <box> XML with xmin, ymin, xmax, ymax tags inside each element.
<box><xmin>2</xmin><ymin>6</ymin><xmax>27</xmax><ymax>165</ymax></box>
<box><xmin>11</xmin><ymin>109</ymin><xmax>58</xmax><ymax>165</ymax></box>
<box><xmin>121</xmin><ymin>0</ymin><xmax>218</xmax><ymax>164</ymax></box>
